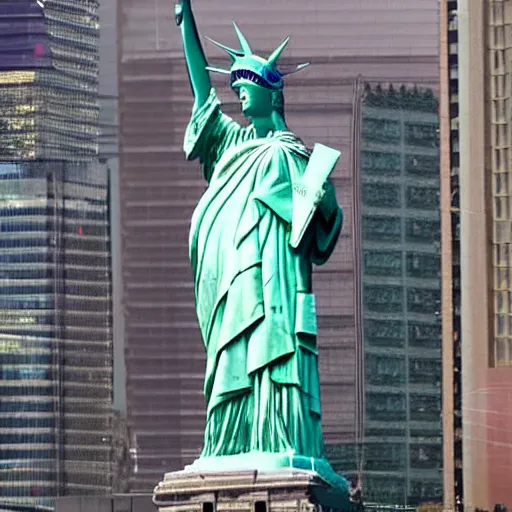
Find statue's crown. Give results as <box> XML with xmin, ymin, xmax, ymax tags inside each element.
<box><xmin>206</xmin><ymin>22</ymin><xmax>310</xmax><ymax>90</ymax></box>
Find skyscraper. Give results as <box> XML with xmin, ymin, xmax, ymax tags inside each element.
<box><xmin>439</xmin><ymin>1</ymin><xmax>462</xmax><ymax>509</ymax></box>
<box><xmin>440</xmin><ymin>0</ymin><xmax>512</xmax><ymax>509</ymax></box>
<box><xmin>359</xmin><ymin>86</ymin><xmax>442</xmax><ymax>504</ymax></box>
<box><xmin>117</xmin><ymin>0</ymin><xmax>439</xmax><ymax>494</ymax></box>
<box><xmin>0</xmin><ymin>0</ymin><xmax>113</xmax><ymax>500</ymax></box>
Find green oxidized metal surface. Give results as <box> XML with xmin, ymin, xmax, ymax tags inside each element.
<box><xmin>176</xmin><ymin>0</ymin><xmax>352</xmax><ymax>502</ymax></box>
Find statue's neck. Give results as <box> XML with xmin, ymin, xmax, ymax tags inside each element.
<box><xmin>251</xmin><ymin>111</ymin><xmax>287</xmax><ymax>137</ymax></box>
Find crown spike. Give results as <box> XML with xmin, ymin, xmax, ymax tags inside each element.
<box><xmin>267</xmin><ymin>37</ymin><xmax>290</xmax><ymax>66</ymax></box>
<box><xmin>232</xmin><ymin>22</ymin><xmax>252</xmax><ymax>55</ymax></box>
<box><xmin>281</xmin><ymin>61</ymin><xmax>311</xmax><ymax>77</ymax></box>
<box><xmin>205</xmin><ymin>37</ymin><xmax>243</xmax><ymax>60</ymax></box>
<box><xmin>205</xmin><ymin>65</ymin><xmax>231</xmax><ymax>75</ymax></box>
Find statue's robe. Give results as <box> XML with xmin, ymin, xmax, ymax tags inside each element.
<box><xmin>185</xmin><ymin>89</ymin><xmax>343</xmax><ymax>458</ymax></box>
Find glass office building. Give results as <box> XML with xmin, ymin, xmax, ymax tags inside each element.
<box><xmin>0</xmin><ymin>0</ymin><xmax>99</xmax><ymax>161</ymax></box>
<box><xmin>0</xmin><ymin>0</ymin><xmax>113</xmax><ymax>500</ymax></box>
<box><xmin>360</xmin><ymin>86</ymin><xmax>442</xmax><ymax>504</ymax></box>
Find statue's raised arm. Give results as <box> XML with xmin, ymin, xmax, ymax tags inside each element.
<box><xmin>175</xmin><ymin>0</ymin><xmax>211</xmax><ymax>109</ymax></box>
<box><xmin>176</xmin><ymin>0</ymin><xmax>250</xmax><ymax>182</ymax></box>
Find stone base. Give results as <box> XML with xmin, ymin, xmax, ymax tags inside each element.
<box><xmin>185</xmin><ymin>453</ymin><xmax>350</xmax><ymax>493</ymax></box>
<box><xmin>153</xmin><ymin>468</ymin><xmax>361</xmax><ymax>512</ymax></box>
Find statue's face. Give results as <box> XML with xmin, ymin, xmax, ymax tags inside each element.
<box><xmin>236</xmin><ymin>82</ymin><xmax>273</xmax><ymax>118</ymax></box>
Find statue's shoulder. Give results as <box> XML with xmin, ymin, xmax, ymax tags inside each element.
<box><xmin>266</xmin><ymin>130</ymin><xmax>310</xmax><ymax>159</ymax></box>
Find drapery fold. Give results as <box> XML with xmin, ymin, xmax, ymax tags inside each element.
<box><xmin>185</xmin><ymin>88</ymin><xmax>343</xmax><ymax>458</ymax></box>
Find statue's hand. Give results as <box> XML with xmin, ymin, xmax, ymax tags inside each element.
<box><xmin>315</xmin><ymin>180</ymin><xmax>332</xmax><ymax>203</ymax></box>
<box><xmin>317</xmin><ymin>180</ymin><xmax>338</xmax><ymax>222</ymax></box>
<box><xmin>175</xmin><ymin>0</ymin><xmax>191</xmax><ymax>27</ymax></box>
<box><xmin>323</xmin><ymin>180</ymin><xmax>335</xmax><ymax>195</ymax></box>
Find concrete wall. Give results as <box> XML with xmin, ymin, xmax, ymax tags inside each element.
<box><xmin>458</xmin><ymin>0</ymin><xmax>491</xmax><ymax>507</ymax></box>
<box><xmin>99</xmin><ymin>0</ymin><xmax>125</xmax><ymax>416</ymax></box>
<box><xmin>55</xmin><ymin>495</ymin><xmax>153</xmax><ymax>512</ymax></box>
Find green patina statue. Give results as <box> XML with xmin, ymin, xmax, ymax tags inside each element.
<box><xmin>176</xmin><ymin>0</ymin><xmax>351</xmax><ymax>498</ymax></box>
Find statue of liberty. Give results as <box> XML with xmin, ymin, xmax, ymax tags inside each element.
<box><xmin>175</xmin><ymin>0</ymin><xmax>351</xmax><ymax>495</ymax></box>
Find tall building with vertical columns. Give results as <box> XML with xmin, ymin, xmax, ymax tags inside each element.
<box><xmin>357</xmin><ymin>86</ymin><xmax>442</xmax><ymax>504</ymax></box>
<box><xmin>441</xmin><ymin>0</ymin><xmax>512</xmax><ymax>509</ymax></box>
<box><xmin>0</xmin><ymin>0</ymin><xmax>114</xmax><ymax>501</ymax></box>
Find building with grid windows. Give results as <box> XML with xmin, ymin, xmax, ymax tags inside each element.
<box><xmin>358</xmin><ymin>86</ymin><xmax>442</xmax><ymax>505</ymax></box>
<box><xmin>440</xmin><ymin>0</ymin><xmax>512</xmax><ymax>509</ymax></box>
<box><xmin>0</xmin><ymin>0</ymin><xmax>113</xmax><ymax>501</ymax></box>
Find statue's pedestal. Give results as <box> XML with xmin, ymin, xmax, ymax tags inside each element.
<box><xmin>153</xmin><ymin>468</ymin><xmax>359</xmax><ymax>512</ymax></box>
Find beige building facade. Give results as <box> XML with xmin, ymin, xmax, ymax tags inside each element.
<box><xmin>441</xmin><ymin>0</ymin><xmax>512</xmax><ymax>509</ymax></box>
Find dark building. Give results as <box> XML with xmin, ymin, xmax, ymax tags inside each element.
<box><xmin>440</xmin><ymin>1</ymin><xmax>462</xmax><ymax>510</ymax></box>
<box><xmin>358</xmin><ymin>86</ymin><xmax>442</xmax><ymax>504</ymax></box>
<box><xmin>0</xmin><ymin>0</ymin><xmax>113</xmax><ymax>501</ymax></box>
<box><xmin>0</xmin><ymin>0</ymin><xmax>99</xmax><ymax>161</ymax></box>
<box><xmin>117</xmin><ymin>0</ymin><xmax>439</xmax><ymax>493</ymax></box>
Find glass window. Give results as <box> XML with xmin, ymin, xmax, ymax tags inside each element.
<box><xmin>0</xmin><ymin>485</ymin><xmax>55</xmax><ymax>498</ymax></box>
<box><xmin>406</xmin><ymin>186</ymin><xmax>439</xmax><ymax>210</ymax></box>
<box><xmin>0</xmin><ymin>237</ymin><xmax>48</xmax><ymax>249</ymax></box>
<box><xmin>362</xmin><ymin>183</ymin><xmax>401</xmax><ymax>208</ymax></box>
<box><xmin>364</xmin><ymin>443</ymin><xmax>406</xmax><ymax>472</ymax></box>
<box><xmin>0</xmin><ymin>354</ymin><xmax>53</xmax><ymax>365</ymax></box>
<box><xmin>365</xmin><ymin>354</ymin><xmax>406</xmax><ymax>386</ymax></box>
<box><xmin>0</xmin><ymin>416</ymin><xmax>54</xmax><ymax>429</ymax></box>
<box><xmin>407</xmin><ymin>288</ymin><xmax>440</xmax><ymax>314</ymax></box>
<box><xmin>408</xmin><ymin>322</ymin><xmax>441</xmax><ymax>349</ymax></box>
<box><xmin>365</xmin><ymin>319</ymin><xmax>405</xmax><ymax>347</ymax></box>
<box><xmin>364</xmin><ymin>286</ymin><xmax>403</xmax><ymax>313</ymax></box>
<box><xmin>405</xmin><ymin>122</ymin><xmax>439</xmax><ymax>148</ymax></box>
<box><xmin>0</xmin><ymin>432</ymin><xmax>55</xmax><ymax>444</ymax></box>
<box><xmin>409</xmin><ymin>394</ymin><xmax>441</xmax><ymax>421</ymax></box>
<box><xmin>0</xmin><ymin>252</ymin><xmax>51</xmax><ymax>264</ymax></box>
<box><xmin>365</xmin><ymin>476</ymin><xmax>406</xmax><ymax>505</ymax></box>
<box><xmin>0</xmin><ymin>296</ymin><xmax>54</xmax><ymax>309</ymax></box>
<box><xmin>0</xmin><ymin>401</ymin><xmax>54</xmax><ymax>413</ymax></box>
<box><xmin>406</xmin><ymin>252</ymin><xmax>440</xmax><ymax>278</ymax></box>
<box><xmin>0</xmin><ymin>267</ymin><xmax>51</xmax><ymax>280</ymax></box>
<box><xmin>406</xmin><ymin>218</ymin><xmax>440</xmax><ymax>242</ymax></box>
<box><xmin>1</xmin><ymin>385</ymin><xmax>53</xmax><ymax>397</ymax></box>
<box><xmin>0</xmin><ymin>366</ymin><xmax>52</xmax><ymax>380</ymax></box>
<box><xmin>409</xmin><ymin>358</ymin><xmax>441</xmax><ymax>386</ymax></box>
<box><xmin>0</xmin><ymin>284</ymin><xmax>53</xmax><ymax>295</ymax></box>
<box><xmin>363</xmin><ymin>215</ymin><xmax>401</xmax><ymax>242</ymax></box>
<box><xmin>362</xmin><ymin>117</ymin><xmax>401</xmax><ymax>144</ymax></box>
<box><xmin>410</xmin><ymin>443</ymin><xmax>442</xmax><ymax>470</ymax></box>
<box><xmin>363</xmin><ymin>250</ymin><xmax>402</xmax><ymax>276</ymax></box>
<box><xmin>366</xmin><ymin>392</ymin><xmax>406</xmax><ymax>421</ymax></box>
<box><xmin>365</xmin><ymin>427</ymin><xmax>405</xmax><ymax>438</ymax></box>
<box><xmin>410</xmin><ymin>426</ymin><xmax>442</xmax><ymax>442</ymax></box>
<box><xmin>0</xmin><ymin>220</ymin><xmax>52</xmax><ymax>232</ymax></box>
<box><xmin>324</xmin><ymin>443</ymin><xmax>356</xmax><ymax>471</ymax></box>
<box><xmin>405</xmin><ymin>154</ymin><xmax>439</xmax><ymax>176</ymax></box>
<box><xmin>361</xmin><ymin>151</ymin><xmax>401</xmax><ymax>176</ymax></box>
<box><xmin>409</xmin><ymin>480</ymin><xmax>444</xmax><ymax>502</ymax></box>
